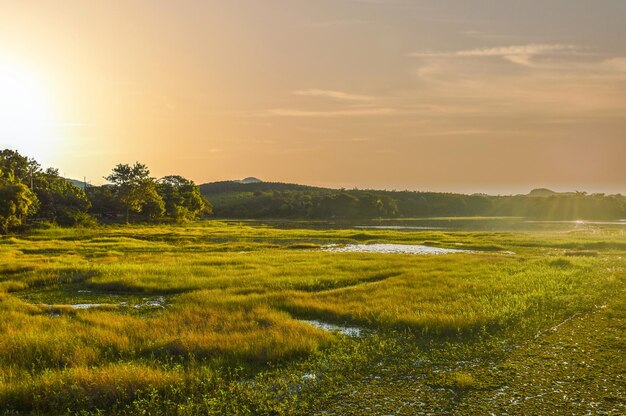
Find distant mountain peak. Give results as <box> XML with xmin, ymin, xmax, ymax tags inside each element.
<box><xmin>528</xmin><ymin>188</ymin><xmax>558</xmax><ymax>197</ymax></box>
<box><xmin>238</xmin><ymin>177</ymin><xmax>262</xmax><ymax>184</ymax></box>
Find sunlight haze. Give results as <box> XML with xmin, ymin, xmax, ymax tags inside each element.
<box><xmin>1</xmin><ymin>0</ymin><xmax>624</xmax><ymax>194</ymax></box>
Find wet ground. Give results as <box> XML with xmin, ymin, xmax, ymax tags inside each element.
<box><xmin>321</xmin><ymin>243</ymin><xmax>471</xmax><ymax>255</ymax></box>
<box><xmin>300</xmin><ymin>319</ymin><xmax>364</xmax><ymax>337</ymax></box>
<box><xmin>311</xmin><ymin>289</ymin><xmax>626</xmax><ymax>415</ymax></box>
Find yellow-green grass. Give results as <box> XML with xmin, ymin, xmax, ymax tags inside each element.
<box><xmin>280</xmin><ymin>254</ymin><xmax>620</xmax><ymax>335</ymax></box>
<box><xmin>0</xmin><ymin>221</ymin><xmax>624</xmax><ymax>414</ymax></box>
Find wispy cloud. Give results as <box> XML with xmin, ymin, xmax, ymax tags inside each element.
<box><xmin>266</xmin><ymin>46</ymin><xmax>626</xmax><ymax>123</ymax></box>
<box><xmin>409</xmin><ymin>44</ymin><xmax>578</xmax><ymax>66</ymax></box>
<box><xmin>292</xmin><ymin>89</ymin><xmax>375</xmax><ymax>101</ymax></box>
<box><xmin>456</xmin><ymin>44</ymin><xmax>578</xmax><ymax>66</ymax></box>
<box><xmin>267</xmin><ymin>108</ymin><xmax>396</xmax><ymax>117</ymax></box>
<box><xmin>409</xmin><ymin>45</ymin><xmax>626</xmax><ymax>120</ymax></box>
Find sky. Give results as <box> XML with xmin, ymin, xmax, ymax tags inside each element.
<box><xmin>0</xmin><ymin>0</ymin><xmax>625</xmax><ymax>195</ymax></box>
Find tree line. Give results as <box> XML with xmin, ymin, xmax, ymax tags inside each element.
<box><xmin>202</xmin><ymin>183</ymin><xmax>626</xmax><ymax>220</ymax></box>
<box><xmin>0</xmin><ymin>149</ymin><xmax>211</xmax><ymax>233</ymax></box>
<box><xmin>2</xmin><ymin>148</ymin><xmax>624</xmax><ymax>233</ymax></box>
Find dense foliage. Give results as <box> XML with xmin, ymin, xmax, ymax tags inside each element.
<box><xmin>0</xmin><ymin>150</ymin><xmax>211</xmax><ymax>232</ymax></box>
<box><xmin>91</xmin><ymin>163</ymin><xmax>212</xmax><ymax>223</ymax></box>
<box><xmin>1</xmin><ymin>148</ymin><xmax>623</xmax><ymax>233</ymax></box>
<box><xmin>0</xmin><ymin>175</ymin><xmax>37</xmax><ymax>233</ymax></box>
<box><xmin>33</xmin><ymin>168</ymin><xmax>92</xmax><ymax>226</ymax></box>
<box><xmin>0</xmin><ymin>149</ymin><xmax>88</xmax><ymax>231</ymax></box>
<box><xmin>157</xmin><ymin>175</ymin><xmax>211</xmax><ymax>221</ymax></box>
<box><xmin>201</xmin><ymin>181</ymin><xmax>626</xmax><ymax>220</ymax></box>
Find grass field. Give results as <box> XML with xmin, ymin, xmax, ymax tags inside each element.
<box><xmin>0</xmin><ymin>220</ymin><xmax>624</xmax><ymax>415</ymax></box>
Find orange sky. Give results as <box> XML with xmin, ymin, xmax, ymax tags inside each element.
<box><xmin>1</xmin><ymin>1</ymin><xmax>625</xmax><ymax>194</ymax></box>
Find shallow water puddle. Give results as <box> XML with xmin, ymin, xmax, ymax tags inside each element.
<box><xmin>144</xmin><ymin>296</ymin><xmax>166</xmax><ymax>308</ymax></box>
<box><xmin>121</xmin><ymin>296</ymin><xmax>167</xmax><ymax>309</ymax></box>
<box><xmin>354</xmin><ymin>225</ymin><xmax>447</xmax><ymax>230</ymax></box>
<box><xmin>322</xmin><ymin>243</ymin><xmax>471</xmax><ymax>255</ymax></box>
<box><xmin>70</xmin><ymin>303</ymin><xmax>102</xmax><ymax>309</ymax></box>
<box><xmin>300</xmin><ymin>319</ymin><xmax>363</xmax><ymax>337</ymax></box>
<box><xmin>53</xmin><ymin>296</ymin><xmax>168</xmax><ymax>311</ymax></box>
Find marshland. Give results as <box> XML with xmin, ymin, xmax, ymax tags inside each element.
<box><xmin>1</xmin><ymin>220</ymin><xmax>624</xmax><ymax>414</ymax></box>
<box><xmin>3</xmin><ymin>1</ymin><xmax>626</xmax><ymax>414</ymax></box>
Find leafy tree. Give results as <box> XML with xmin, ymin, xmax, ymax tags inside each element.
<box><xmin>0</xmin><ymin>149</ymin><xmax>92</xmax><ymax>227</ymax></box>
<box><xmin>139</xmin><ymin>180</ymin><xmax>166</xmax><ymax>221</ymax></box>
<box><xmin>104</xmin><ymin>162</ymin><xmax>164</xmax><ymax>222</ymax></box>
<box><xmin>0</xmin><ymin>149</ymin><xmax>40</xmax><ymax>186</ymax></box>
<box><xmin>87</xmin><ymin>185</ymin><xmax>122</xmax><ymax>221</ymax></box>
<box><xmin>33</xmin><ymin>168</ymin><xmax>91</xmax><ymax>226</ymax></box>
<box><xmin>157</xmin><ymin>175</ymin><xmax>212</xmax><ymax>221</ymax></box>
<box><xmin>0</xmin><ymin>168</ymin><xmax>38</xmax><ymax>233</ymax></box>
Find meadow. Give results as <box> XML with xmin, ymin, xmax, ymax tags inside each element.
<box><xmin>0</xmin><ymin>220</ymin><xmax>624</xmax><ymax>415</ymax></box>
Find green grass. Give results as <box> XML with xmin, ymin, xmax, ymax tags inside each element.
<box><xmin>0</xmin><ymin>220</ymin><xmax>624</xmax><ymax>414</ymax></box>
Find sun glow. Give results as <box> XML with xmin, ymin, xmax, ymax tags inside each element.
<box><xmin>0</xmin><ymin>59</ymin><xmax>61</xmax><ymax>162</ymax></box>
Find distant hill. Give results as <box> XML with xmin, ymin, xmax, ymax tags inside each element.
<box><xmin>64</xmin><ymin>177</ymin><xmax>87</xmax><ymax>189</ymax></box>
<box><xmin>238</xmin><ymin>177</ymin><xmax>262</xmax><ymax>184</ymax></box>
<box><xmin>199</xmin><ymin>180</ymin><xmax>322</xmax><ymax>195</ymax></box>
<box><xmin>528</xmin><ymin>188</ymin><xmax>576</xmax><ymax>197</ymax></box>
<box><xmin>528</xmin><ymin>188</ymin><xmax>557</xmax><ymax>197</ymax></box>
